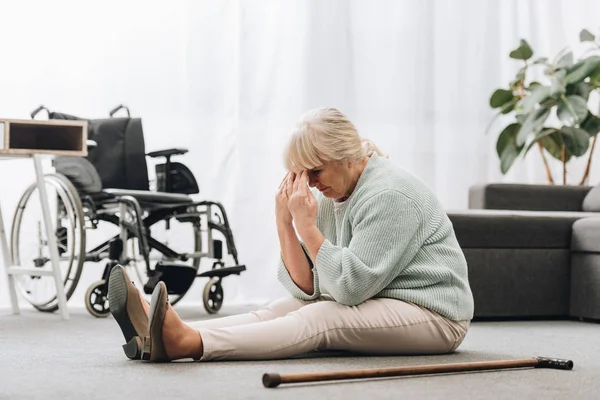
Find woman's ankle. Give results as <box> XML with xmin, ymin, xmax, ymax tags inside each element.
<box><xmin>166</xmin><ymin>324</ymin><xmax>203</xmax><ymax>360</ymax></box>
<box><xmin>190</xmin><ymin>330</ymin><xmax>204</xmax><ymax>360</ymax></box>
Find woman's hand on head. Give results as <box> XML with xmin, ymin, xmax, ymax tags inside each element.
<box><xmin>276</xmin><ymin>172</ymin><xmax>294</xmax><ymax>226</ymax></box>
<box><xmin>288</xmin><ymin>170</ymin><xmax>318</xmax><ymax>235</ymax></box>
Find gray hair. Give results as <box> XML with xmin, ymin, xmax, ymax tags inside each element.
<box><xmin>284</xmin><ymin>107</ymin><xmax>386</xmax><ymax>171</ymax></box>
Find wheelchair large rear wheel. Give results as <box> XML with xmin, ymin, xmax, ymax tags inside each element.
<box><xmin>10</xmin><ymin>174</ymin><xmax>86</xmax><ymax>312</ymax></box>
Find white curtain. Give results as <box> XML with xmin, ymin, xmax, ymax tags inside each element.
<box><xmin>1</xmin><ymin>0</ymin><xmax>599</xmax><ymax>308</ymax></box>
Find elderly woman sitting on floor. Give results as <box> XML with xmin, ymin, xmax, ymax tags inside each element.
<box><xmin>107</xmin><ymin>107</ymin><xmax>474</xmax><ymax>362</ymax></box>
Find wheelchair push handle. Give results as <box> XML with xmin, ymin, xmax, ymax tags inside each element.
<box><xmin>109</xmin><ymin>104</ymin><xmax>131</xmax><ymax>118</ymax></box>
<box><xmin>31</xmin><ymin>105</ymin><xmax>51</xmax><ymax>119</ymax></box>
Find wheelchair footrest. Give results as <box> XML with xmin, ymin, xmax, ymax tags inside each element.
<box><xmin>197</xmin><ymin>265</ymin><xmax>246</xmax><ymax>278</ymax></box>
<box><xmin>143</xmin><ymin>262</ymin><xmax>197</xmax><ymax>295</ymax></box>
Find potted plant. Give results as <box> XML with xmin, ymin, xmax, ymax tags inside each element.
<box><xmin>489</xmin><ymin>28</ymin><xmax>600</xmax><ymax>185</ymax></box>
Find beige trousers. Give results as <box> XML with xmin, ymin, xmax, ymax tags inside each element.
<box><xmin>188</xmin><ymin>296</ymin><xmax>470</xmax><ymax>361</ymax></box>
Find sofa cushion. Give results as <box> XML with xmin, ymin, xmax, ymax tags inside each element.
<box><xmin>570</xmin><ymin>253</ymin><xmax>600</xmax><ymax>320</ymax></box>
<box><xmin>464</xmin><ymin>248</ymin><xmax>570</xmax><ymax>317</ymax></box>
<box><xmin>571</xmin><ymin>217</ymin><xmax>600</xmax><ymax>252</ymax></box>
<box><xmin>582</xmin><ymin>185</ymin><xmax>600</xmax><ymax>212</ymax></box>
<box><xmin>448</xmin><ymin>210</ymin><xmax>591</xmax><ymax>249</ymax></box>
<box><xmin>470</xmin><ymin>183</ymin><xmax>592</xmax><ymax>211</ymax></box>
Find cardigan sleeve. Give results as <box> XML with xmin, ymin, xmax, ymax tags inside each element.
<box><xmin>277</xmin><ymin>241</ymin><xmax>321</xmax><ymax>301</ymax></box>
<box><xmin>314</xmin><ymin>189</ymin><xmax>422</xmax><ymax>306</ymax></box>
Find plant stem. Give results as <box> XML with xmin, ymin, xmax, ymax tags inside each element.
<box><xmin>579</xmin><ymin>103</ymin><xmax>600</xmax><ymax>186</ymax></box>
<box><xmin>538</xmin><ymin>141</ymin><xmax>555</xmax><ymax>184</ymax></box>
<box><xmin>580</xmin><ymin>134</ymin><xmax>598</xmax><ymax>185</ymax></box>
<box><xmin>561</xmin><ymin>144</ymin><xmax>567</xmax><ymax>184</ymax></box>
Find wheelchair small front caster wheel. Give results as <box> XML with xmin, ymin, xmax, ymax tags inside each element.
<box><xmin>85</xmin><ymin>280</ymin><xmax>110</xmax><ymax>318</ymax></box>
<box><xmin>203</xmin><ymin>277</ymin><xmax>223</xmax><ymax>314</ymax></box>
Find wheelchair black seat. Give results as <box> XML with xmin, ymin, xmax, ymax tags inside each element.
<box><xmin>53</xmin><ymin>152</ymin><xmax>193</xmax><ymax>208</ymax></box>
<box><xmin>102</xmin><ymin>189</ymin><xmax>192</xmax><ymax>205</ymax></box>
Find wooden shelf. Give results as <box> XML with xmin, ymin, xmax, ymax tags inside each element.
<box><xmin>0</xmin><ymin>118</ymin><xmax>88</xmax><ymax>156</ymax></box>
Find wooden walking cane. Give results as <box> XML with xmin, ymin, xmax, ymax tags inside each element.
<box><xmin>262</xmin><ymin>356</ymin><xmax>574</xmax><ymax>388</ymax></box>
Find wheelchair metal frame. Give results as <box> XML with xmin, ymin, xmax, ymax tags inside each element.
<box><xmin>78</xmin><ymin>189</ymin><xmax>246</xmax><ymax>315</ymax></box>
<box><xmin>10</xmin><ymin>105</ymin><xmax>246</xmax><ymax>317</ymax></box>
<box><xmin>82</xmin><ymin>195</ymin><xmax>240</xmax><ymax>271</ymax></box>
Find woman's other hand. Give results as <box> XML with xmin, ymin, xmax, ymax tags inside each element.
<box><xmin>288</xmin><ymin>170</ymin><xmax>318</xmax><ymax>234</ymax></box>
<box><xmin>276</xmin><ymin>172</ymin><xmax>294</xmax><ymax>226</ymax></box>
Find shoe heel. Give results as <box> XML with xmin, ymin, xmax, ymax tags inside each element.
<box><xmin>140</xmin><ymin>336</ymin><xmax>152</xmax><ymax>361</ymax></box>
<box><xmin>123</xmin><ymin>336</ymin><xmax>144</xmax><ymax>360</ymax></box>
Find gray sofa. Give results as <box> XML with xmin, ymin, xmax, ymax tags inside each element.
<box><xmin>447</xmin><ymin>183</ymin><xmax>600</xmax><ymax>321</ymax></box>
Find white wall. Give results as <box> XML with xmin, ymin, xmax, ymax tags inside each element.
<box><xmin>1</xmin><ymin>0</ymin><xmax>600</xmax><ymax>311</ymax></box>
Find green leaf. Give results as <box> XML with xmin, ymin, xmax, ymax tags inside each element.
<box><xmin>515</xmin><ymin>114</ymin><xmax>528</xmax><ymax>124</ymax></box>
<box><xmin>550</xmin><ymin>69</ymin><xmax>567</xmax><ymax>95</ymax></box>
<box><xmin>516</xmin><ymin>85</ymin><xmax>552</xmax><ymax>113</ymax></box>
<box><xmin>485</xmin><ymin>104</ymin><xmax>517</xmax><ymax>135</ymax></box>
<box><xmin>484</xmin><ymin>102</ymin><xmax>519</xmax><ymax>136</ymax></box>
<box><xmin>496</xmin><ymin>123</ymin><xmax>521</xmax><ymax>158</ymax></box>
<box><xmin>496</xmin><ymin>123</ymin><xmax>527</xmax><ymax>174</ymax></box>
<box><xmin>516</xmin><ymin>107</ymin><xmax>551</xmax><ymax>146</ymax></box>
<box><xmin>490</xmin><ymin>89</ymin><xmax>515</xmax><ymax>108</ymax></box>
<box><xmin>541</xmin><ymin>134</ymin><xmax>571</xmax><ymax>162</ymax></box>
<box><xmin>557</xmin><ymin>95</ymin><xmax>589</xmax><ymax>126</ymax></box>
<box><xmin>515</xmin><ymin>67</ymin><xmax>526</xmax><ymax>80</ymax></box>
<box><xmin>580</xmin><ymin>29</ymin><xmax>596</xmax><ymax>42</ymax></box>
<box><xmin>509</xmin><ymin>67</ymin><xmax>527</xmax><ymax>90</ymax></box>
<box><xmin>499</xmin><ymin>145</ymin><xmax>520</xmax><ymax>174</ymax></box>
<box><xmin>561</xmin><ymin>126</ymin><xmax>590</xmax><ymax>156</ymax></box>
<box><xmin>590</xmin><ymin>64</ymin><xmax>600</xmax><ymax>87</ymax></box>
<box><xmin>528</xmin><ymin>81</ymin><xmax>541</xmax><ymax>88</ymax></box>
<box><xmin>556</xmin><ymin>52</ymin><xmax>574</xmax><ymax>68</ymax></box>
<box><xmin>581</xmin><ymin>113</ymin><xmax>600</xmax><ymax>136</ymax></box>
<box><xmin>540</xmin><ymin>97</ymin><xmax>559</xmax><ymax>108</ymax></box>
<box><xmin>501</xmin><ymin>102</ymin><xmax>516</xmax><ymax>114</ymax></box>
<box><xmin>565</xmin><ymin>56</ymin><xmax>600</xmax><ymax>84</ymax></box>
<box><xmin>524</xmin><ymin>128</ymin><xmax>558</xmax><ymax>154</ymax></box>
<box><xmin>509</xmin><ymin>39</ymin><xmax>534</xmax><ymax>60</ymax></box>
<box><xmin>533</xmin><ymin>57</ymin><xmax>548</xmax><ymax>65</ymax></box>
<box><xmin>566</xmin><ymin>82</ymin><xmax>591</xmax><ymax>101</ymax></box>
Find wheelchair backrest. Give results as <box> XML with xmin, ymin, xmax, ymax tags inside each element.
<box><xmin>50</xmin><ymin>112</ymin><xmax>150</xmax><ymax>191</ymax></box>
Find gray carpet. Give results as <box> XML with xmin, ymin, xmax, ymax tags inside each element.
<box><xmin>0</xmin><ymin>305</ymin><xmax>597</xmax><ymax>400</ymax></box>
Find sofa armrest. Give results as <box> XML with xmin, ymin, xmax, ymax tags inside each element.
<box><xmin>469</xmin><ymin>183</ymin><xmax>593</xmax><ymax>211</ymax></box>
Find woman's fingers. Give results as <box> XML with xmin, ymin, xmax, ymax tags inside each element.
<box><xmin>278</xmin><ymin>173</ymin><xmax>289</xmax><ymax>189</ymax></box>
<box><xmin>303</xmin><ymin>171</ymin><xmax>312</xmax><ymax>194</ymax></box>
<box><xmin>301</xmin><ymin>170</ymin><xmax>309</xmax><ymax>186</ymax></box>
<box><xmin>293</xmin><ymin>170</ymin><xmax>308</xmax><ymax>194</ymax></box>
<box><xmin>292</xmin><ymin>170</ymin><xmax>300</xmax><ymax>193</ymax></box>
<box><xmin>286</xmin><ymin>173</ymin><xmax>295</xmax><ymax>197</ymax></box>
<box><xmin>299</xmin><ymin>170</ymin><xmax>310</xmax><ymax>195</ymax></box>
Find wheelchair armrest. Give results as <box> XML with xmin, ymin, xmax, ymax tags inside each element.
<box><xmin>147</xmin><ymin>148</ymin><xmax>189</xmax><ymax>158</ymax></box>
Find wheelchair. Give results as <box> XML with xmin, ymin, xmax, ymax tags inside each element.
<box><xmin>9</xmin><ymin>105</ymin><xmax>246</xmax><ymax>317</ymax></box>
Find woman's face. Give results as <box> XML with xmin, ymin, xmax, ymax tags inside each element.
<box><xmin>306</xmin><ymin>161</ymin><xmax>353</xmax><ymax>200</ymax></box>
